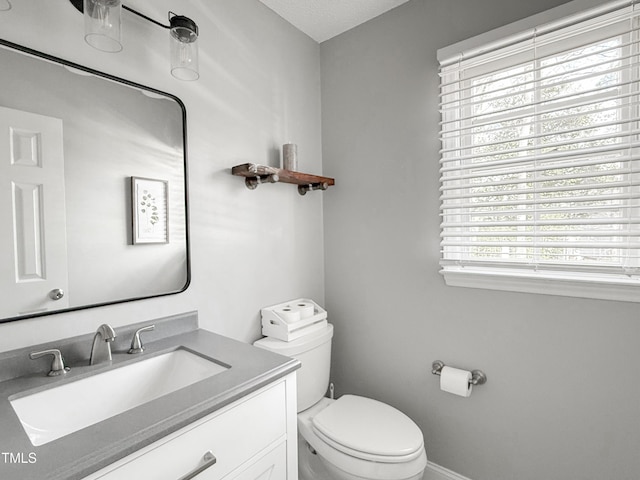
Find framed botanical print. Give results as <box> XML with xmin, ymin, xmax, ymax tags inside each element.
<box><xmin>131</xmin><ymin>176</ymin><xmax>169</xmax><ymax>244</ymax></box>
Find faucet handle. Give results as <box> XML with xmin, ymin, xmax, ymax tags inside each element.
<box><xmin>29</xmin><ymin>349</ymin><xmax>70</xmax><ymax>377</ymax></box>
<box><xmin>128</xmin><ymin>324</ymin><xmax>155</xmax><ymax>354</ymax></box>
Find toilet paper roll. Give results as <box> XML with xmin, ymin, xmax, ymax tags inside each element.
<box><xmin>295</xmin><ymin>301</ymin><xmax>315</xmax><ymax>319</ymax></box>
<box><xmin>276</xmin><ymin>306</ymin><xmax>301</xmax><ymax>324</ymax></box>
<box><xmin>440</xmin><ymin>366</ymin><xmax>472</xmax><ymax>397</ymax></box>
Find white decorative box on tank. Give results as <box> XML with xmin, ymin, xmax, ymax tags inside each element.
<box><xmin>261</xmin><ymin>298</ymin><xmax>327</xmax><ymax>341</ymax></box>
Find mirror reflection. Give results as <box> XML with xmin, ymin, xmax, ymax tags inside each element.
<box><xmin>0</xmin><ymin>40</ymin><xmax>189</xmax><ymax>323</ymax></box>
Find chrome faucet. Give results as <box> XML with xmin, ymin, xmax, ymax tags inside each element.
<box><xmin>90</xmin><ymin>324</ymin><xmax>116</xmax><ymax>365</ymax></box>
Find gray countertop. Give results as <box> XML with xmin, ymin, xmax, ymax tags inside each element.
<box><xmin>0</xmin><ymin>312</ymin><xmax>299</xmax><ymax>480</ymax></box>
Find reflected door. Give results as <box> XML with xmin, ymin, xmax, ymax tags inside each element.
<box><xmin>0</xmin><ymin>106</ymin><xmax>69</xmax><ymax>317</ymax></box>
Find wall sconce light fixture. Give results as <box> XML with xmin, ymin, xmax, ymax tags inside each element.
<box><xmin>69</xmin><ymin>0</ymin><xmax>199</xmax><ymax>81</ymax></box>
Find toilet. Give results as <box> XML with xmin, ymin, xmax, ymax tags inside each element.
<box><xmin>254</xmin><ymin>324</ymin><xmax>427</xmax><ymax>480</ymax></box>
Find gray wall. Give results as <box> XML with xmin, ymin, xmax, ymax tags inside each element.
<box><xmin>320</xmin><ymin>1</ymin><xmax>640</xmax><ymax>479</ymax></box>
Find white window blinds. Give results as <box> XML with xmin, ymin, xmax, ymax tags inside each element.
<box><xmin>439</xmin><ymin>1</ymin><xmax>640</xmax><ymax>300</ymax></box>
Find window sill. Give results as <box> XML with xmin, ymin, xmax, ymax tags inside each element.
<box><xmin>441</xmin><ymin>266</ymin><xmax>640</xmax><ymax>303</ymax></box>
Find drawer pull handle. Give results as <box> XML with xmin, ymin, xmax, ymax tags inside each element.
<box><xmin>178</xmin><ymin>450</ymin><xmax>217</xmax><ymax>480</ymax></box>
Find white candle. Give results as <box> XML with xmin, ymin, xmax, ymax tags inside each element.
<box><xmin>283</xmin><ymin>143</ymin><xmax>298</xmax><ymax>171</ymax></box>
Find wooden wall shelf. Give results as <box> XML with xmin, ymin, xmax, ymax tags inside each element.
<box><xmin>231</xmin><ymin>163</ymin><xmax>335</xmax><ymax>195</ymax></box>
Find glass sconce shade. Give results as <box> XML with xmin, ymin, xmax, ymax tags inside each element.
<box><xmin>169</xmin><ymin>15</ymin><xmax>199</xmax><ymax>81</ymax></box>
<box><xmin>73</xmin><ymin>0</ymin><xmax>199</xmax><ymax>81</ymax></box>
<box><xmin>84</xmin><ymin>0</ymin><xmax>123</xmax><ymax>53</ymax></box>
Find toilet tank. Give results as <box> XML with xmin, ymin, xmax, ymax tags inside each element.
<box><xmin>254</xmin><ymin>323</ymin><xmax>333</xmax><ymax>412</ymax></box>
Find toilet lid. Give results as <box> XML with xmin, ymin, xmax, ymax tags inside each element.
<box><xmin>311</xmin><ymin>395</ymin><xmax>424</xmax><ymax>461</ymax></box>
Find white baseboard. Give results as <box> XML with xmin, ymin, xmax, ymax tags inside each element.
<box><xmin>424</xmin><ymin>461</ymin><xmax>473</xmax><ymax>480</ymax></box>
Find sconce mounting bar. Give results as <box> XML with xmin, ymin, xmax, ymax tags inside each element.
<box><xmin>68</xmin><ymin>0</ymin><xmax>199</xmax><ymax>37</ymax></box>
<box><xmin>69</xmin><ymin>0</ymin><xmax>170</xmax><ymax>29</ymax></box>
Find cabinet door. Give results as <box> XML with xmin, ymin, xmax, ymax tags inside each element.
<box><xmin>220</xmin><ymin>442</ymin><xmax>286</xmax><ymax>480</ymax></box>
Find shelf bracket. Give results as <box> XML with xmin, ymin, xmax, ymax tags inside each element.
<box><xmin>298</xmin><ymin>182</ymin><xmax>329</xmax><ymax>196</ymax></box>
<box><xmin>245</xmin><ymin>174</ymin><xmax>279</xmax><ymax>190</ymax></box>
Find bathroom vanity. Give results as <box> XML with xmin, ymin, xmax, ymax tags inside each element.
<box><xmin>0</xmin><ymin>312</ymin><xmax>300</xmax><ymax>480</ymax></box>
<box><xmin>82</xmin><ymin>378</ymin><xmax>293</xmax><ymax>480</ymax></box>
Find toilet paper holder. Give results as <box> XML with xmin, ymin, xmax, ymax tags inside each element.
<box><xmin>431</xmin><ymin>360</ymin><xmax>487</xmax><ymax>386</ymax></box>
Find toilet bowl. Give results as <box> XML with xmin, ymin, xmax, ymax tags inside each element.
<box><xmin>254</xmin><ymin>323</ymin><xmax>428</xmax><ymax>480</ymax></box>
<box><xmin>299</xmin><ymin>396</ymin><xmax>427</xmax><ymax>480</ymax></box>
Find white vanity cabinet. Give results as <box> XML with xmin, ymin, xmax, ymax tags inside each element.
<box><xmin>81</xmin><ymin>374</ymin><xmax>297</xmax><ymax>480</ymax></box>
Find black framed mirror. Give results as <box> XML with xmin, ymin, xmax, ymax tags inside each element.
<box><xmin>0</xmin><ymin>38</ymin><xmax>190</xmax><ymax>323</ymax></box>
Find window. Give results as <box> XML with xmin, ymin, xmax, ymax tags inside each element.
<box><xmin>438</xmin><ymin>1</ymin><xmax>640</xmax><ymax>301</ymax></box>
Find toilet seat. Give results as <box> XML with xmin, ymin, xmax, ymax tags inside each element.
<box><xmin>311</xmin><ymin>395</ymin><xmax>424</xmax><ymax>463</ymax></box>
<box><xmin>299</xmin><ymin>397</ymin><xmax>428</xmax><ymax>480</ymax></box>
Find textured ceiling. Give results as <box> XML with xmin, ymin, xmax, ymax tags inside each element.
<box><xmin>259</xmin><ymin>0</ymin><xmax>411</xmax><ymax>43</ymax></box>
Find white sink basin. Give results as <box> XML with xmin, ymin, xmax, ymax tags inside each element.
<box><xmin>10</xmin><ymin>349</ymin><xmax>229</xmax><ymax>446</ymax></box>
